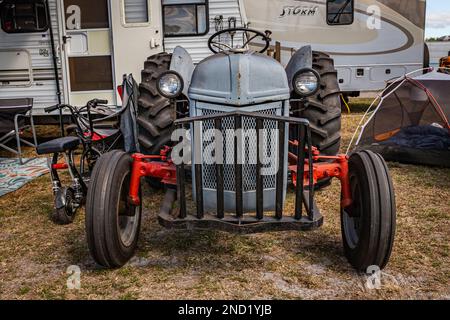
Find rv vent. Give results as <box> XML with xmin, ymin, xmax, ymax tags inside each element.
<box><xmin>0</xmin><ymin>50</ymin><xmax>32</xmax><ymax>87</ymax></box>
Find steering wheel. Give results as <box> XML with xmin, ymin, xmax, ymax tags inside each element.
<box><xmin>208</xmin><ymin>27</ymin><xmax>272</xmax><ymax>54</ymax></box>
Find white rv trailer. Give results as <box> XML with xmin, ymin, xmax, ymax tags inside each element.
<box><xmin>0</xmin><ymin>0</ymin><xmax>426</xmax><ymax>115</ymax></box>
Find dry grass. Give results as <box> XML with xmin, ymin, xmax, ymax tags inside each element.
<box><xmin>0</xmin><ymin>99</ymin><xmax>449</xmax><ymax>300</ymax></box>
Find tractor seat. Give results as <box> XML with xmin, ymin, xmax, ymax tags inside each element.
<box><xmin>36</xmin><ymin>136</ymin><xmax>81</xmax><ymax>155</ymax></box>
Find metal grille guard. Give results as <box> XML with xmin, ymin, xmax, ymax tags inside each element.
<box><xmin>158</xmin><ymin>111</ymin><xmax>323</xmax><ymax>233</ymax></box>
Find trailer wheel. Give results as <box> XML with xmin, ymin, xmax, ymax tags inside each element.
<box><xmin>137</xmin><ymin>53</ymin><xmax>174</xmax><ymax>155</ymax></box>
<box><xmin>291</xmin><ymin>51</ymin><xmax>341</xmax><ymax>156</ymax></box>
<box><xmin>341</xmin><ymin>150</ymin><xmax>396</xmax><ymax>271</ymax></box>
<box><xmin>85</xmin><ymin>151</ymin><xmax>142</xmax><ymax>268</ymax></box>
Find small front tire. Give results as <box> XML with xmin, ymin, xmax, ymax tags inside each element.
<box><xmin>85</xmin><ymin>151</ymin><xmax>142</xmax><ymax>268</ymax></box>
<box><xmin>341</xmin><ymin>150</ymin><xmax>396</xmax><ymax>271</ymax></box>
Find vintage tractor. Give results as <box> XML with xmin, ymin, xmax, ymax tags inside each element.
<box><xmin>85</xmin><ymin>28</ymin><xmax>396</xmax><ymax>271</ymax></box>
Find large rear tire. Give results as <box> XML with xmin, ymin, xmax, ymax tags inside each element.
<box><xmin>85</xmin><ymin>151</ymin><xmax>142</xmax><ymax>268</ymax></box>
<box><xmin>291</xmin><ymin>51</ymin><xmax>342</xmax><ymax>156</ymax></box>
<box><xmin>341</xmin><ymin>150</ymin><xmax>396</xmax><ymax>271</ymax></box>
<box><xmin>137</xmin><ymin>53</ymin><xmax>174</xmax><ymax>155</ymax></box>
<box><xmin>137</xmin><ymin>53</ymin><xmax>174</xmax><ymax>188</ymax></box>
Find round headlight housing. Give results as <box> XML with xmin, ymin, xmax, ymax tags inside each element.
<box><xmin>292</xmin><ymin>68</ymin><xmax>320</xmax><ymax>97</ymax></box>
<box><xmin>157</xmin><ymin>71</ymin><xmax>184</xmax><ymax>99</ymax></box>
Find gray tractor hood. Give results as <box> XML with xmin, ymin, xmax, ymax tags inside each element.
<box><xmin>188</xmin><ymin>51</ymin><xmax>290</xmax><ymax>106</ymax></box>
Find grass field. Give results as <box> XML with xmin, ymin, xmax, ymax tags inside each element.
<box><xmin>0</xmin><ymin>100</ymin><xmax>449</xmax><ymax>300</ymax></box>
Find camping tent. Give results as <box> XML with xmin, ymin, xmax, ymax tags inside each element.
<box><xmin>352</xmin><ymin>70</ymin><xmax>450</xmax><ymax>167</ymax></box>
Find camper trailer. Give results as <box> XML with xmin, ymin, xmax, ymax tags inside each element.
<box><xmin>0</xmin><ymin>0</ymin><xmax>426</xmax><ymax>114</ymax></box>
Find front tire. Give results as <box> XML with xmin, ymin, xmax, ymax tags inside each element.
<box><xmin>341</xmin><ymin>150</ymin><xmax>396</xmax><ymax>271</ymax></box>
<box><xmin>85</xmin><ymin>151</ymin><xmax>142</xmax><ymax>268</ymax></box>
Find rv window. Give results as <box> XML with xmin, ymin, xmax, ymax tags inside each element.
<box><xmin>68</xmin><ymin>56</ymin><xmax>113</xmax><ymax>91</ymax></box>
<box><xmin>64</xmin><ymin>0</ymin><xmax>109</xmax><ymax>30</ymax></box>
<box><xmin>162</xmin><ymin>0</ymin><xmax>209</xmax><ymax>37</ymax></box>
<box><xmin>327</xmin><ymin>0</ymin><xmax>354</xmax><ymax>25</ymax></box>
<box><xmin>123</xmin><ymin>0</ymin><xmax>150</xmax><ymax>24</ymax></box>
<box><xmin>0</xmin><ymin>0</ymin><xmax>49</xmax><ymax>33</ymax></box>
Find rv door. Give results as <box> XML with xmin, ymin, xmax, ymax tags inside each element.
<box><xmin>110</xmin><ymin>0</ymin><xmax>163</xmax><ymax>99</ymax></box>
<box><xmin>60</xmin><ymin>0</ymin><xmax>115</xmax><ymax>106</ymax></box>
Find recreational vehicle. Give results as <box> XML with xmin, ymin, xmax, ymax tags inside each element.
<box><xmin>0</xmin><ymin>0</ymin><xmax>427</xmax><ymax>114</ymax></box>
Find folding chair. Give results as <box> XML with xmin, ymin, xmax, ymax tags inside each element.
<box><xmin>0</xmin><ymin>98</ymin><xmax>37</xmax><ymax>164</ymax></box>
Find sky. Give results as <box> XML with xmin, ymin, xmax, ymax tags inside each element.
<box><xmin>426</xmin><ymin>0</ymin><xmax>450</xmax><ymax>38</ymax></box>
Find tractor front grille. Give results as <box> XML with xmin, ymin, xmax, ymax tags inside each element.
<box><xmin>200</xmin><ymin>108</ymin><xmax>278</xmax><ymax>192</ymax></box>
<box><xmin>187</xmin><ymin>101</ymin><xmax>288</xmax><ymax>213</ymax></box>
<box><xmin>174</xmin><ymin>109</ymin><xmax>316</xmax><ymax>221</ymax></box>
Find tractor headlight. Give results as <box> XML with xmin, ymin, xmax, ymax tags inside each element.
<box><xmin>157</xmin><ymin>71</ymin><xmax>184</xmax><ymax>99</ymax></box>
<box><xmin>293</xmin><ymin>68</ymin><xmax>320</xmax><ymax>97</ymax></box>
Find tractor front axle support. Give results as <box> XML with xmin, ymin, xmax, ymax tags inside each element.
<box><xmin>128</xmin><ymin>148</ymin><xmax>177</xmax><ymax>206</ymax></box>
<box><xmin>288</xmin><ymin>142</ymin><xmax>352</xmax><ymax>209</ymax></box>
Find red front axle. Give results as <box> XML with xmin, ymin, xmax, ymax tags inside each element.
<box><xmin>288</xmin><ymin>141</ymin><xmax>352</xmax><ymax>208</ymax></box>
<box><xmin>128</xmin><ymin>144</ymin><xmax>353</xmax><ymax>209</ymax></box>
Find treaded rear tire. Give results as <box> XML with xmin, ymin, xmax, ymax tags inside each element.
<box><xmin>85</xmin><ymin>151</ymin><xmax>142</xmax><ymax>268</ymax></box>
<box><xmin>137</xmin><ymin>53</ymin><xmax>174</xmax><ymax>155</ymax></box>
<box><xmin>291</xmin><ymin>51</ymin><xmax>342</xmax><ymax>156</ymax></box>
<box><xmin>341</xmin><ymin>150</ymin><xmax>396</xmax><ymax>271</ymax></box>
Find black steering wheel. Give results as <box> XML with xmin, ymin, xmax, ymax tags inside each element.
<box><xmin>208</xmin><ymin>27</ymin><xmax>272</xmax><ymax>54</ymax></box>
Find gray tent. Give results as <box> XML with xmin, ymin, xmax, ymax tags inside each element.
<box><xmin>352</xmin><ymin>71</ymin><xmax>450</xmax><ymax>167</ymax></box>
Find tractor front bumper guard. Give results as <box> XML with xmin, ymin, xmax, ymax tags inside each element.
<box><xmin>128</xmin><ymin>111</ymin><xmax>352</xmax><ymax>233</ymax></box>
<box><xmin>158</xmin><ymin>189</ymin><xmax>323</xmax><ymax>234</ymax></box>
